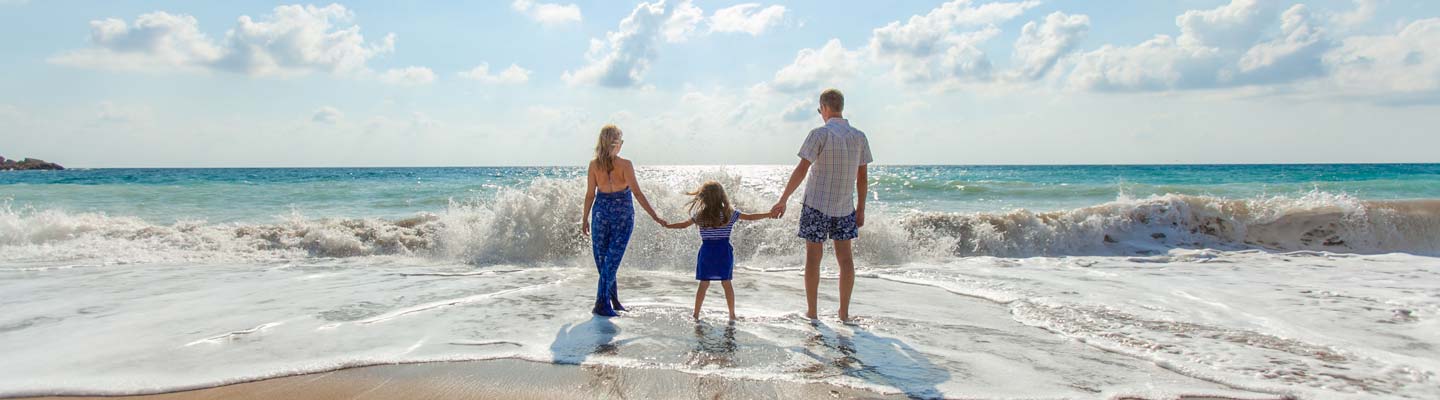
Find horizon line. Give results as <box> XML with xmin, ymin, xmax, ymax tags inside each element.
<box><xmin>28</xmin><ymin>162</ymin><xmax>1440</xmax><ymax>170</ymax></box>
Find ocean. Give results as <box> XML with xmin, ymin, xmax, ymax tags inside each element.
<box><xmin>2</xmin><ymin>164</ymin><xmax>1438</xmax><ymax>398</ymax></box>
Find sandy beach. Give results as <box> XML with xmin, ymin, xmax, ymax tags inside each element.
<box><xmin>20</xmin><ymin>359</ymin><xmax>905</xmax><ymax>400</ymax></box>
<box><xmin>17</xmin><ymin>358</ymin><xmax>1294</xmax><ymax>400</ymax></box>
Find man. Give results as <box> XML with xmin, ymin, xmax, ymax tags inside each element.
<box><xmin>771</xmin><ymin>88</ymin><xmax>873</xmax><ymax>322</ymax></box>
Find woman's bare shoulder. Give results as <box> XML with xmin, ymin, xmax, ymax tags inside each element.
<box><xmin>614</xmin><ymin>157</ymin><xmax>634</xmax><ymax>169</ymax></box>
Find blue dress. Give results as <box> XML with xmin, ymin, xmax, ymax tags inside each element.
<box><xmin>696</xmin><ymin>210</ymin><xmax>741</xmax><ymax>281</ymax></box>
<box><xmin>590</xmin><ymin>187</ymin><xmax>633</xmax><ymax>316</ymax></box>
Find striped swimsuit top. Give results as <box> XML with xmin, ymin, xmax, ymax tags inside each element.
<box><xmin>697</xmin><ymin>210</ymin><xmax>742</xmax><ymax>240</ymax></box>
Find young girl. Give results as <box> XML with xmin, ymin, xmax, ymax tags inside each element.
<box><xmin>662</xmin><ymin>181</ymin><xmax>773</xmax><ymax>321</ymax></box>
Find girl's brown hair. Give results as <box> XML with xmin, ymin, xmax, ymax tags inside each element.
<box><xmin>594</xmin><ymin>125</ymin><xmax>623</xmax><ymax>173</ymax></box>
<box><xmin>686</xmin><ymin>181</ymin><xmax>733</xmax><ymax>228</ymax></box>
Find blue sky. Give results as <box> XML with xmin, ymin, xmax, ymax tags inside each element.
<box><xmin>1</xmin><ymin>0</ymin><xmax>1438</xmax><ymax>167</ymax></box>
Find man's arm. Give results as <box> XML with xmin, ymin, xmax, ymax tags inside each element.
<box><xmin>770</xmin><ymin>159</ymin><xmax>811</xmax><ymax>218</ymax></box>
<box><xmin>856</xmin><ymin>164</ymin><xmax>868</xmax><ymax>228</ymax></box>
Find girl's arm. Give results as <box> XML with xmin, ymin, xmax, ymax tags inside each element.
<box><xmin>623</xmin><ymin>160</ymin><xmax>664</xmax><ymax>224</ymax></box>
<box><xmin>739</xmin><ymin>211</ymin><xmax>774</xmax><ymax>221</ymax></box>
<box><xmin>663</xmin><ymin>219</ymin><xmax>694</xmax><ymax>229</ymax></box>
<box><xmin>581</xmin><ymin>163</ymin><xmax>596</xmax><ymax>236</ymax></box>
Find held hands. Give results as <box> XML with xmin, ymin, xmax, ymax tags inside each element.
<box><xmin>769</xmin><ymin>200</ymin><xmax>788</xmax><ymax>218</ymax></box>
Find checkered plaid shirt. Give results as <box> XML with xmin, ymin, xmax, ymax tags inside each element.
<box><xmin>797</xmin><ymin>118</ymin><xmax>873</xmax><ymax>217</ymax></box>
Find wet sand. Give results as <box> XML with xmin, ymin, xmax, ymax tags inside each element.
<box><xmin>22</xmin><ymin>358</ymin><xmax>907</xmax><ymax>400</ymax></box>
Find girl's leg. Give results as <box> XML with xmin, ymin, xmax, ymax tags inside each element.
<box><xmin>721</xmin><ymin>280</ymin><xmax>736</xmax><ymax>321</ymax></box>
<box><xmin>693</xmin><ymin>281</ymin><xmax>710</xmax><ymax>320</ymax></box>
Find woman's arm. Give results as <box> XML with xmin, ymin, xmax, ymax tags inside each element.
<box><xmin>581</xmin><ymin>163</ymin><xmax>597</xmax><ymax>236</ymax></box>
<box><xmin>623</xmin><ymin>160</ymin><xmax>664</xmax><ymax>223</ymax></box>
<box><xmin>662</xmin><ymin>219</ymin><xmax>694</xmax><ymax>229</ymax></box>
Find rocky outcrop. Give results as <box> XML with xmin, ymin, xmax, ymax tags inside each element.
<box><xmin>0</xmin><ymin>155</ymin><xmax>65</xmax><ymax>170</ymax></box>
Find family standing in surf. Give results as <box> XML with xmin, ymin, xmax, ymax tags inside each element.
<box><xmin>581</xmin><ymin>88</ymin><xmax>874</xmax><ymax>322</ymax></box>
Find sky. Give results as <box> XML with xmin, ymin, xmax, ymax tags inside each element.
<box><xmin>1</xmin><ymin>0</ymin><xmax>1439</xmax><ymax>167</ymax></box>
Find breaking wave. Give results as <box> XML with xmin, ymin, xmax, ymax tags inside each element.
<box><xmin>2</xmin><ymin>178</ymin><xmax>1437</xmax><ymax>266</ymax></box>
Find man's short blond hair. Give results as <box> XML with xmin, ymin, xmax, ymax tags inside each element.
<box><xmin>820</xmin><ymin>88</ymin><xmax>844</xmax><ymax>113</ymax></box>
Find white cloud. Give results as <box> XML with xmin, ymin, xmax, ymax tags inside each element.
<box><xmin>867</xmin><ymin>0</ymin><xmax>1037</xmax><ymax>83</ymax></box>
<box><xmin>1324</xmin><ymin>17</ymin><xmax>1440</xmax><ymax>98</ymax></box>
<box><xmin>1174</xmin><ymin>0</ymin><xmax>1278</xmax><ymax>49</ymax></box>
<box><xmin>49</xmin><ymin>12</ymin><xmax>222</xmax><ymax>72</ymax></box>
<box><xmin>217</xmin><ymin>4</ymin><xmax>395</xmax><ymax>77</ymax></box>
<box><xmin>563</xmin><ymin>0</ymin><xmax>791</xmax><ymax>87</ymax></box>
<box><xmin>709</xmin><ymin>3</ymin><xmax>786</xmax><ymax>36</ymax></box>
<box><xmin>1066</xmin><ymin>0</ymin><xmax>1330</xmax><ymax>92</ymax></box>
<box><xmin>312</xmin><ymin>106</ymin><xmax>343</xmax><ymax>124</ymax></box>
<box><xmin>772</xmin><ymin>39</ymin><xmax>861</xmax><ymax>92</ymax></box>
<box><xmin>562</xmin><ymin>1</ymin><xmax>674</xmax><ymax>87</ymax></box>
<box><xmin>1328</xmin><ymin>0</ymin><xmax>1379</xmax><ymax>31</ymax></box>
<box><xmin>780</xmin><ymin>98</ymin><xmax>814</xmax><ymax>122</ymax></box>
<box><xmin>458</xmin><ymin>63</ymin><xmax>531</xmax><ymax>84</ymax></box>
<box><xmin>1011</xmin><ymin>12</ymin><xmax>1090</xmax><ymax>81</ymax></box>
<box><xmin>50</xmin><ymin>4</ymin><xmax>396</xmax><ymax>78</ymax></box>
<box><xmin>1067</xmin><ymin>35</ymin><xmax>1224</xmax><ymax>91</ymax></box>
<box><xmin>1234</xmin><ymin>5</ymin><xmax>1329</xmax><ymax>83</ymax></box>
<box><xmin>663</xmin><ymin>0</ymin><xmax>705</xmax><ymax>43</ymax></box>
<box><xmin>511</xmin><ymin>0</ymin><xmax>582</xmax><ymax>27</ymax></box>
<box><xmin>379</xmin><ymin>66</ymin><xmax>437</xmax><ymax>86</ymax></box>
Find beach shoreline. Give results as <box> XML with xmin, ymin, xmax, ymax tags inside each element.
<box><xmin>13</xmin><ymin>358</ymin><xmax>1288</xmax><ymax>400</ymax></box>
<box><xmin>16</xmin><ymin>358</ymin><xmax>908</xmax><ymax>400</ymax></box>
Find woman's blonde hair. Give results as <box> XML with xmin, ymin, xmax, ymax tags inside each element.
<box><xmin>594</xmin><ymin>125</ymin><xmax>623</xmax><ymax>173</ymax></box>
<box><xmin>686</xmin><ymin>181</ymin><xmax>733</xmax><ymax>228</ymax></box>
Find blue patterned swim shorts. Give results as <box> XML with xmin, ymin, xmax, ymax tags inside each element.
<box><xmin>797</xmin><ymin>204</ymin><xmax>858</xmax><ymax>243</ymax></box>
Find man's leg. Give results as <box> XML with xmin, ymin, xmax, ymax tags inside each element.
<box><xmin>804</xmin><ymin>241</ymin><xmax>824</xmax><ymax>319</ymax></box>
<box><xmin>833</xmin><ymin>239</ymin><xmax>855</xmax><ymax>321</ymax></box>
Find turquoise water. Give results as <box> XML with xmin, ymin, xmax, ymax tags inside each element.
<box><xmin>4</xmin><ymin>165</ymin><xmax>1440</xmax><ymax>399</ymax></box>
<box><xmin>2</xmin><ymin>164</ymin><xmax>1438</xmax><ymax>223</ymax></box>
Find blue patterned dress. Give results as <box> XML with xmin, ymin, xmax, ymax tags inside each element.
<box><xmin>590</xmin><ymin>187</ymin><xmax>633</xmax><ymax>316</ymax></box>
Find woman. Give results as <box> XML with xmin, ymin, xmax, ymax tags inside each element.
<box><xmin>581</xmin><ymin>124</ymin><xmax>663</xmax><ymax>317</ymax></box>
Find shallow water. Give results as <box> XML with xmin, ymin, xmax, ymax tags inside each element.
<box><xmin>2</xmin><ymin>165</ymin><xmax>1438</xmax><ymax>398</ymax></box>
